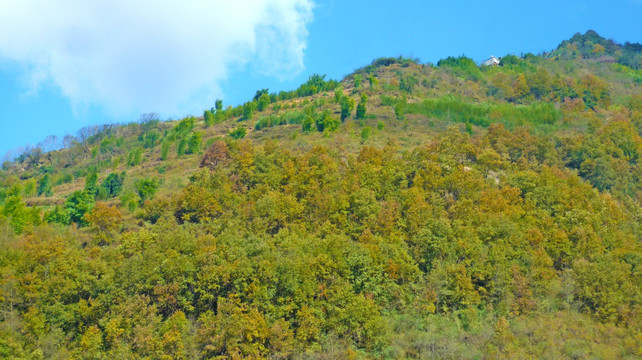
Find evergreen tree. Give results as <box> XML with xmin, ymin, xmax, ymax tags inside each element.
<box><xmin>37</xmin><ymin>174</ymin><xmax>52</xmax><ymax>197</ymax></box>
<box><xmin>64</xmin><ymin>190</ymin><xmax>94</xmax><ymax>226</ymax></box>
<box><xmin>187</xmin><ymin>132</ymin><xmax>203</xmax><ymax>154</ymax></box>
<box><xmin>257</xmin><ymin>93</ymin><xmax>270</xmax><ymax>112</ymax></box>
<box><xmin>356</xmin><ymin>93</ymin><xmax>368</xmax><ymax>119</ymax></box>
<box><xmin>84</xmin><ymin>170</ymin><xmax>98</xmax><ymax>197</ymax></box>
<box><xmin>204</xmin><ymin>109</ymin><xmax>215</xmax><ymax>127</ymax></box>
<box><xmin>243</xmin><ymin>102</ymin><xmax>257</xmax><ymax>121</ymax></box>
<box><xmin>340</xmin><ymin>96</ymin><xmax>355</xmax><ymax>122</ymax></box>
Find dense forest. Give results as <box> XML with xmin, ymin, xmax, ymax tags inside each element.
<box><xmin>0</xmin><ymin>30</ymin><xmax>641</xmax><ymax>359</ymax></box>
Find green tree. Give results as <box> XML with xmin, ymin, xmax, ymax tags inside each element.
<box><xmin>394</xmin><ymin>100</ymin><xmax>406</xmax><ymax>121</ymax></box>
<box><xmin>361</xmin><ymin>126</ymin><xmax>372</xmax><ymax>141</ymax></box>
<box><xmin>334</xmin><ymin>86</ymin><xmax>344</xmax><ymax>103</ymax></box>
<box><xmin>128</xmin><ymin>147</ymin><xmax>143</xmax><ymax>166</ymax></box>
<box><xmin>187</xmin><ymin>132</ymin><xmax>203</xmax><ymax>154</ymax></box>
<box><xmin>64</xmin><ymin>190</ymin><xmax>95</xmax><ymax>226</ymax></box>
<box><xmin>135</xmin><ymin>178</ymin><xmax>159</xmax><ymax>204</ymax></box>
<box><xmin>257</xmin><ymin>93</ymin><xmax>270</xmax><ymax>112</ymax></box>
<box><xmin>177</xmin><ymin>139</ymin><xmax>187</xmax><ymax>156</ymax></box>
<box><xmin>215</xmin><ymin>99</ymin><xmax>223</xmax><ymax>111</ymax></box>
<box><xmin>356</xmin><ymin>93</ymin><xmax>368</xmax><ymax>119</ymax></box>
<box><xmin>340</xmin><ymin>96</ymin><xmax>355</xmax><ymax>122</ymax></box>
<box><xmin>37</xmin><ymin>174</ymin><xmax>53</xmax><ymax>197</ymax></box>
<box><xmin>354</xmin><ymin>74</ymin><xmax>363</xmax><ymax>88</ymax></box>
<box><xmin>84</xmin><ymin>170</ymin><xmax>99</xmax><ymax>197</ymax></box>
<box><xmin>2</xmin><ymin>192</ymin><xmax>41</xmax><ymax>233</ymax></box>
<box><xmin>204</xmin><ymin>109</ymin><xmax>215</xmax><ymax>127</ymax></box>
<box><xmin>99</xmin><ymin>172</ymin><xmax>126</xmax><ymax>198</ymax></box>
<box><xmin>44</xmin><ymin>205</ymin><xmax>70</xmax><ymax>225</ymax></box>
<box><xmin>161</xmin><ymin>141</ymin><xmax>171</xmax><ymax>160</ymax></box>
<box><xmin>174</xmin><ymin>116</ymin><xmax>196</xmax><ymax>133</ymax></box>
<box><xmin>142</xmin><ymin>131</ymin><xmax>159</xmax><ymax>148</ymax></box>
<box><xmin>368</xmin><ymin>74</ymin><xmax>379</xmax><ymax>88</ymax></box>
<box><xmin>243</xmin><ymin>102</ymin><xmax>257</xmax><ymax>121</ymax></box>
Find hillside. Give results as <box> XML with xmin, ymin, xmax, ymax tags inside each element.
<box><xmin>0</xmin><ymin>30</ymin><xmax>641</xmax><ymax>359</ymax></box>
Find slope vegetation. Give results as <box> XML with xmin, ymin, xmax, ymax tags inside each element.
<box><xmin>0</xmin><ymin>31</ymin><xmax>641</xmax><ymax>359</ymax></box>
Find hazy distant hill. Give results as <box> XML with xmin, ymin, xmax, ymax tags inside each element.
<box><xmin>0</xmin><ymin>30</ymin><xmax>640</xmax><ymax>359</ymax></box>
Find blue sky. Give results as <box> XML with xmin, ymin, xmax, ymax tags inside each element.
<box><xmin>1</xmin><ymin>0</ymin><xmax>641</xmax><ymax>159</ymax></box>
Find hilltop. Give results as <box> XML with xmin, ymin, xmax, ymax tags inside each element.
<box><xmin>0</xmin><ymin>30</ymin><xmax>641</xmax><ymax>359</ymax></box>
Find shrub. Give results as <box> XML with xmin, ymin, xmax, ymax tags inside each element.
<box><xmin>229</xmin><ymin>126</ymin><xmax>247</xmax><ymax>139</ymax></box>
<box><xmin>361</xmin><ymin>126</ymin><xmax>372</xmax><ymax>141</ymax></box>
<box><xmin>316</xmin><ymin>110</ymin><xmax>340</xmax><ymax>133</ymax></box>
<box><xmin>437</xmin><ymin>55</ymin><xmax>482</xmax><ymax>81</ymax></box>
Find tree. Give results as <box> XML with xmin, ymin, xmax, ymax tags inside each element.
<box><xmin>161</xmin><ymin>141</ymin><xmax>171</xmax><ymax>160</ymax></box>
<box><xmin>37</xmin><ymin>174</ymin><xmax>52</xmax><ymax>197</ymax></box>
<box><xmin>44</xmin><ymin>205</ymin><xmax>70</xmax><ymax>225</ymax></box>
<box><xmin>135</xmin><ymin>178</ymin><xmax>159</xmax><ymax>204</ymax></box>
<box><xmin>174</xmin><ymin>116</ymin><xmax>196</xmax><ymax>133</ymax></box>
<box><xmin>215</xmin><ymin>99</ymin><xmax>223</xmax><ymax>111</ymax></box>
<box><xmin>340</xmin><ymin>96</ymin><xmax>355</xmax><ymax>122</ymax></box>
<box><xmin>64</xmin><ymin>191</ymin><xmax>94</xmax><ymax>226</ymax></box>
<box><xmin>2</xmin><ymin>192</ymin><xmax>41</xmax><ymax>233</ymax></box>
<box><xmin>243</xmin><ymin>102</ymin><xmax>257</xmax><ymax>121</ymax></box>
<box><xmin>128</xmin><ymin>147</ymin><xmax>143</xmax><ymax>166</ymax></box>
<box><xmin>204</xmin><ymin>109</ymin><xmax>215</xmax><ymax>127</ymax></box>
<box><xmin>354</xmin><ymin>74</ymin><xmax>363</xmax><ymax>88</ymax></box>
<box><xmin>394</xmin><ymin>100</ymin><xmax>406</xmax><ymax>121</ymax></box>
<box><xmin>142</xmin><ymin>131</ymin><xmax>159</xmax><ymax>149</ymax></box>
<box><xmin>368</xmin><ymin>74</ymin><xmax>379</xmax><ymax>88</ymax></box>
<box><xmin>200</xmin><ymin>141</ymin><xmax>230</xmax><ymax>170</ymax></box>
<box><xmin>257</xmin><ymin>93</ymin><xmax>270</xmax><ymax>112</ymax></box>
<box><xmin>177</xmin><ymin>139</ymin><xmax>187</xmax><ymax>156</ymax></box>
<box><xmin>84</xmin><ymin>170</ymin><xmax>98</xmax><ymax>197</ymax></box>
<box><xmin>99</xmin><ymin>172</ymin><xmax>126</xmax><ymax>198</ymax></box>
<box><xmin>334</xmin><ymin>86</ymin><xmax>344</xmax><ymax>103</ymax></box>
<box><xmin>592</xmin><ymin>43</ymin><xmax>605</xmax><ymax>54</ymax></box>
<box><xmin>356</xmin><ymin>93</ymin><xmax>368</xmax><ymax>119</ymax></box>
<box><xmin>187</xmin><ymin>132</ymin><xmax>202</xmax><ymax>154</ymax></box>
<box><xmin>84</xmin><ymin>202</ymin><xmax>123</xmax><ymax>243</ymax></box>
<box><xmin>253</xmin><ymin>89</ymin><xmax>269</xmax><ymax>102</ymax></box>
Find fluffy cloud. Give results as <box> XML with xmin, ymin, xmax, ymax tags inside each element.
<box><xmin>0</xmin><ymin>0</ymin><xmax>314</xmax><ymax>117</ymax></box>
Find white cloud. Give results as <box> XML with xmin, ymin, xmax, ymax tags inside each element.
<box><xmin>0</xmin><ymin>0</ymin><xmax>314</xmax><ymax>117</ymax></box>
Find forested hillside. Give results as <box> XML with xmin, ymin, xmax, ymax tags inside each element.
<box><xmin>1</xmin><ymin>30</ymin><xmax>641</xmax><ymax>359</ymax></box>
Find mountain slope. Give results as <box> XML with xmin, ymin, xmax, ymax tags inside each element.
<box><xmin>0</xmin><ymin>30</ymin><xmax>641</xmax><ymax>359</ymax></box>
